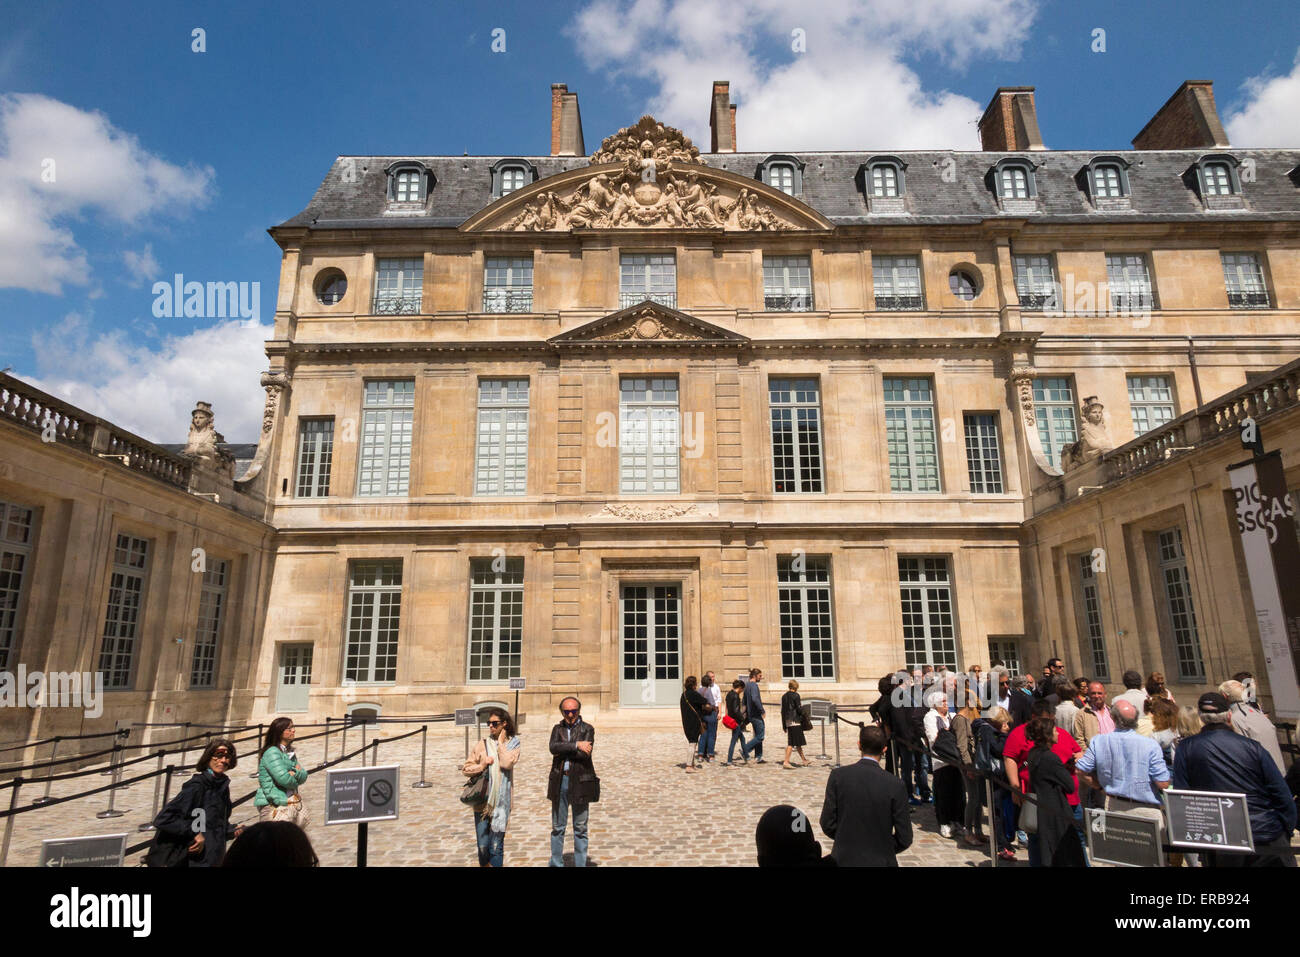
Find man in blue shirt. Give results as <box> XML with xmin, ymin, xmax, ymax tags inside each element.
<box><xmin>744</xmin><ymin>667</ymin><xmax>767</xmax><ymax>763</ymax></box>
<box><xmin>1076</xmin><ymin>698</ymin><xmax>1170</xmax><ymax>838</ymax></box>
<box><xmin>1173</xmin><ymin>692</ymin><xmax>1296</xmax><ymax>867</ymax></box>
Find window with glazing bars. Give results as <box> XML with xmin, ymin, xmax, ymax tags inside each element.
<box><xmin>98</xmin><ymin>534</ymin><xmax>149</xmax><ymax>689</ymax></box>
<box><xmin>1157</xmin><ymin>528</ymin><xmax>1205</xmax><ymax>681</ymax></box>
<box><xmin>295</xmin><ymin>419</ymin><xmax>334</xmax><ymax>497</ymax></box>
<box><xmin>1075</xmin><ymin>554</ymin><xmax>1110</xmax><ymax>682</ymax></box>
<box><xmin>999</xmin><ymin>166</ymin><xmax>1029</xmax><ymax>198</ymax></box>
<box><xmin>467</xmin><ymin>558</ymin><xmax>523</xmax><ymax>681</ymax></box>
<box><xmin>619</xmin><ymin>253</ymin><xmax>676</xmax><ymax>308</ymax></box>
<box><xmin>1106</xmin><ymin>254</ymin><xmax>1154</xmax><ymax>313</ymax></box>
<box><xmin>394</xmin><ymin>170</ymin><xmax>423</xmax><ymax>202</ymax></box>
<box><xmin>871</xmin><ymin>164</ymin><xmax>899</xmax><ymax>197</ymax></box>
<box><xmin>358</xmin><ymin>380</ymin><xmax>414</xmax><ymax>496</ymax></box>
<box><xmin>345</xmin><ymin>560</ymin><xmax>402</xmax><ymax>683</ymax></box>
<box><xmin>1013</xmin><ymin>254</ymin><xmax>1058</xmax><ymax>311</ymax></box>
<box><xmin>768</xmin><ymin>164</ymin><xmax>795</xmax><ymax>194</ymax></box>
<box><xmin>373</xmin><ymin>257</ymin><xmax>423</xmax><ymax>314</ymax></box>
<box><xmin>899</xmin><ymin>557</ymin><xmax>956</xmax><ymax>670</ymax></box>
<box><xmin>778</xmin><ymin>556</ymin><xmax>835</xmax><ymax>679</ymax></box>
<box><xmin>1203</xmin><ymin>162</ymin><xmax>1233</xmax><ymax>195</ymax></box>
<box><xmin>1033</xmin><ymin>377</ymin><xmax>1078</xmax><ymax>469</ymax></box>
<box><xmin>769</xmin><ymin>378</ymin><xmax>823</xmax><ymax>493</ymax></box>
<box><xmin>1221</xmin><ymin>253</ymin><xmax>1270</xmax><ymax>308</ymax></box>
<box><xmin>873</xmin><ymin>255</ymin><xmax>924</xmax><ymax>310</ymax></box>
<box><xmin>475</xmin><ymin>379</ymin><xmax>529</xmax><ymax>495</ymax></box>
<box><xmin>190</xmin><ymin>558</ymin><xmax>228</xmax><ymax>688</ymax></box>
<box><xmin>885</xmin><ymin>377</ymin><xmax>940</xmax><ymax>492</ymax></box>
<box><xmin>1092</xmin><ymin>165</ymin><xmax>1122</xmax><ymax>198</ymax></box>
<box><xmin>0</xmin><ymin>500</ymin><xmax>35</xmax><ymax>671</ymax></box>
<box><xmin>1127</xmin><ymin>375</ymin><xmax>1175</xmax><ymax>436</ymax></box>
<box><xmin>619</xmin><ymin>377</ymin><xmax>679</xmax><ymax>493</ymax></box>
<box><xmin>500</xmin><ymin>167</ymin><xmax>526</xmax><ymax>196</ymax></box>
<box><xmin>763</xmin><ymin>256</ymin><xmax>813</xmax><ymax>310</ymax></box>
<box><xmin>483</xmin><ymin>257</ymin><xmax>533</xmax><ymax>312</ymax></box>
<box><xmin>987</xmin><ymin>638</ymin><xmax>1020</xmax><ymax>676</ymax></box>
<box><xmin>963</xmin><ymin>413</ymin><xmax>1003</xmax><ymax>493</ymax></box>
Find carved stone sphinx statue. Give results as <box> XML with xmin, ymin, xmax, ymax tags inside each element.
<box><xmin>183</xmin><ymin>401</ymin><xmax>235</xmax><ymax>479</ymax></box>
<box><xmin>1060</xmin><ymin>396</ymin><xmax>1115</xmax><ymax>471</ymax></box>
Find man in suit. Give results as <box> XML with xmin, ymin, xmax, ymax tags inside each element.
<box><xmin>820</xmin><ymin>724</ymin><xmax>913</xmax><ymax>866</ymax></box>
<box><xmin>548</xmin><ymin>696</ymin><xmax>597</xmax><ymax>867</ymax></box>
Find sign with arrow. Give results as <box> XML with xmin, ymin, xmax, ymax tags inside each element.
<box><xmin>40</xmin><ymin>833</ymin><xmax>128</xmax><ymax>867</ymax></box>
<box><xmin>1163</xmin><ymin>789</ymin><xmax>1254</xmax><ymax>852</ymax></box>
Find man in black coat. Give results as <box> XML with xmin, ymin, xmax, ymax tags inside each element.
<box><xmin>888</xmin><ymin>672</ymin><xmax>930</xmax><ymax>803</ymax></box>
<box><xmin>820</xmin><ymin>725</ymin><xmax>913</xmax><ymax>866</ymax></box>
<box><xmin>548</xmin><ymin>696</ymin><xmax>597</xmax><ymax>867</ymax></box>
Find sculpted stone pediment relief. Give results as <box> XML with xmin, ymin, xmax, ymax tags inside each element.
<box><xmin>548</xmin><ymin>302</ymin><xmax>750</xmax><ymax>347</ymax></box>
<box><xmin>460</xmin><ymin>115</ymin><xmax>831</xmax><ymax>233</ymax></box>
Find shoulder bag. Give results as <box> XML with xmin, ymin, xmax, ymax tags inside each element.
<box><xmin>460</xmin><ymin>742</ymin><xmax>491</xmax><ymax>805</ymax></box>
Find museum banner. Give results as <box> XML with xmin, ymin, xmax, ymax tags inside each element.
<box><xmin>1228</xmin><ymin>452</ymin><xmax>1300</xmax><ymax>718</ymax></box>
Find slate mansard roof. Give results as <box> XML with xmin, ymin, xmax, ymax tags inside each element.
<box><xmin>275</xmin><ymin>149</ymin><xmax>1300</xmax><ymax>233</ymax></box>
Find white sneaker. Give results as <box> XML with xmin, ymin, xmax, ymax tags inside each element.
<box><xmin>940</xmin><ymin>824</ymin><xmax>954</xmax><ymax>838</ymax></box>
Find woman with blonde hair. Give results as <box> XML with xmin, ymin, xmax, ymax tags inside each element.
<box><xmin>781</xmin><ymin>679</ymin><xmax>812</xmax><ymax>769</ymax></box>
<box><xmin>952</xmin><ymin>688</ymin><xmax>987</xmax><ymax>846</ymax></box>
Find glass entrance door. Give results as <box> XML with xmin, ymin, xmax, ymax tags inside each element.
<box><xmin>619</xmin><ymin>584</ymin><xmax>681</xmax><ymax>706</ymax></box>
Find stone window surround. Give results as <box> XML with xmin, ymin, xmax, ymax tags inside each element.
<box><xmin>1124</xmin><ymin>508</ymin><xmax>1209</xmax><ymax>686</ymax></box>
<box><xmin>860</xmin><ymin>155</ymin><xmax>908</xmax><ymax>198</ymax></box>
<box><xmin>1081</xmin><ymin>155</ymin><xmax>1133</xmax><ymax>202</ymax></box>
<box><xmin>0</xmin><ymin>498</ymin><xmax>37</xmax><ymax>670</ymax></box>
<box><xmin>384</xmin><ymin>161</ymin><xmax>434</xmax><ymax>205</ymax></box>
<box><xmin>190</xmin><ymin>553</ymin><xmax>233</xmax><ymax>689</ymax></box>
<box><xmin>989</xmin><ymin>157</ymin><xmax>1039</xmax><ymax>201</ymax></box>
<box><xmin>466</xmin><ymin>556</ymin><xmax>525</xmax><ymax>683</ymax></box>
<box><xmin>1191</xmin><ymin>153</ymin><xmax>1243</xmax><ymax>199</ymax></box>
<box><xmin>1065</xmin><ymin>544</ymin><xmax>1112</xmax><ymax>683</ymax></box>
<box><xmin>97</xmin><ymin>526</ymin><xmax>155</xmax><ymax>692</ymax></box>
<box><xmin>490</xmin><ymin>158</ymin><xmax>539</xmax><ymax>200</ymax></box>
<box><xmin>755</xmin><ymin>154</ymin><xmax>805</xmax><ymax>195</ymax></box>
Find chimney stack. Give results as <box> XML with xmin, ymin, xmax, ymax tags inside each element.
<box><xmin>550</xmin><ymin>83</ymin><xmax>585</xmax><ymax>156</ymax></box>
<box><xmin>1131</xmin><ymin>81</ymin><xmax>1229</xmax><ymax>150</ymax></box>
<box><xmin>977</xmin><ymin>87</ymin><xmax>1045</xmax><ymax>151</ymax></box>
<box><xmin>709</xmin><ymin>81</ymin><xmax>737</xmax><ymax>153</ymax></box>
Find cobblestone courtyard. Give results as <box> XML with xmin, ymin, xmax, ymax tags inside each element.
<box><xmin>4</xmin><ymin>722</ymin><xmax>1008</xmax><ymax>867</ymax></box>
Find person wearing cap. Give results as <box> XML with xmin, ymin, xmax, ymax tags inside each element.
<box><xmin>1172</xmin><ymin>692</ymin><xmax>1296</xmax><ymax>867</ymax></box>
<box><xmin>1075</xmin><ymin>698</ymin><xmax>1170</xmax><ymax>841</ymax></box>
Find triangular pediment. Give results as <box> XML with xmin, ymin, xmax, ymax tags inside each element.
<box><xmin>548</xmin><ymin>302</ymin><xmax>750</xmax><ymax>346</ymax></box>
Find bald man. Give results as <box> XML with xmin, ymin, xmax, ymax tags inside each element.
<box><xmin>1076</xmin><ymin>699</ymin><xmax>1170</xmax><ymax>837</ymax></box>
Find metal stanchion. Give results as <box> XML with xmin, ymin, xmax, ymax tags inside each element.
<box><xmin>986</xmin><ymin>776</ymin><xmax>998</xmax><ymax>866</ymax></box>
<box><xmin>96</xmin><ymin>746</ymin><xmax>125</xmax><ymax>819</ymax></box>
<box><xmin>817</xmin><ymin>716</ymin><xmax>830</xmax><ymax>760</ymax></box>
<box><xmin>833</xmin><ymin>713</ymin><xmax>841</xmax><ymax>767</ymax></box>
<box><xmin>33</xmin><ymin>736</ymin><xmax>60</xmax><ymax>804</ymax></box>
<box><xmin>323</xmin><ymin>718</ymin><xmax>331</xmax><ymax>763</ymax></box>
<box><xmin>159</xmin><ymin>765</ymin><xmax>176</xmax><ymax>814</ymax></box>
<box><xmin>341</xmin><ymin>717</ymin><xmax>349</xmax><ymax>761</ymax></box>
<box><xmin>103</xmin><ymin>721</ymin><xmax>122</xmax><ymax>775</ymax></box>
<box><xmin>464</xmin><ymin>723</ymin><xmax>470</xmax><ymax>761</ymax></box>
<box><xmin>412</xmin><ymin>725</ymin><xmax>431</xmax><ymax>788</ymax></box>
<box><xmin>0</xmin><ymin>778</ymin><xmax>23</xmax><ymax>867</ymax></box>
<box><xmin>140</xmin><ymin>751</ymin><xmax>166</xmax><ymax>832</ymax></box>
<box><xmin>370</xmin><ymin>737</ymin><xmax>379</xmax><ymax>768</ymax></box>
<box><xmin>249</xmin><ymin>723</ymin><xmax>263</xmax><ymax>778</ymax></box>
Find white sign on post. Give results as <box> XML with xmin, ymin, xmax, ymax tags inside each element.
<box><xmin>325</xmin><ymin>765</ymin><xmax>400</xmax><ymax>825</ymax></box>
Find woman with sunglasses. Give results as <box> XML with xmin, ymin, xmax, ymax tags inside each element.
<box><xmin>255</xmin><ymin>717</ymin><xmax>310</xmax><ymax>832</ymax></box>
<box><xmin>148</xmin><ymin>739</ymin><xmax>244</xmax><ymax>867</ymax></box>
<box><xmin>461</xmin><ymin>708</ymin><xmax>521</xmax><ymax>866</ymax></box>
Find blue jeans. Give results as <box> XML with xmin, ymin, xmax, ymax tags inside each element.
<box><xmin>698</xmin><ymin>713</ymin><xmax>718</xmax><ymax>757</ymax></box>
<box><xmin>900</xmin><ymin>747</ymin><xmax>930</xmax><ymax>800</ymax></box>
<box><xmin>1072</xmin><ymin>802</ymin><xmax>1090</xmax><ymax>866</ymax></box>
<box><xmin>549</xmin><ymin>775</ymin><xmax>589</xmax><ymax>867</ymax></box>
<box><xmin>749</xmin><ymin>717</ymin><xmax>765</xmax><ymax>759</ymax></box>
<box><xmin>728</xmin><ymin>726</ymin><xmax>748</xmax><ymax>762</ymax></box>
<box><xmin>474</xmin><ymin>810</ymin><xmax>504</xmax><ymax>867</ymax></box>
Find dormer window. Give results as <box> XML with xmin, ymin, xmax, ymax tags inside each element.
<box><xmin>1203</xmin><ymin>161</ymin><xmax>1233</xmax><ymax>195</ymax></box>
<box><xmin>872</xmin><ymin>165</ymin><xmax>899</xmax><ymax>197</ymax></box>
<box><xmin>999</xmin><ymin>164</ymin><xmax>1030</xmax><ymax>199</ymax></box>
<box><xmin>386</xmin><ymin>163</ymin><xmax>430</xmax><ymax>205</ymax></box>
<box><xmin>860</xmin><ymin>157</ymin><xmax>907</xmax><ymax>213</ymax></box>
<box><xmin>1092</xmin><ymin>165</ymin><xmax>1121</xmax><ymax>197</ymax></box>
<box><xmin>490</xmin><ymin>159</ymin><xmax>538</xmax><ymax>199</ymax></box>
<box><xmin>756</xmin><ymin>155</ymin><xmax>804</xmax><ymax>196</ymax></box>
<box><xmin>1191</xmin><ymin>154</ymin><xmax>1244</xmax><ymax>208</ymax></box>
<box><xmin>1080</xmin><ymin>156</ymin><xmax>1132</xmax><ymax>208</ymax></box>
<box><xmin>990</xmin><ymin>159</ymin><xmax>1038</xmax><ymax>212</ymax></box>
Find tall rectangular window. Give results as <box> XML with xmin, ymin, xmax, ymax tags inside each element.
<box><xmin>1221</xmin><ymin>253</ymin><xmax>1270</xmax><ymax>309</ymax></box>
<box><xmin>769</xmin><ymin>378</ymin><xmax>823</xmax><ymax>493</ymax></box>
<box><xmin>190</xmin><ymin>558</ymin><xmax>229</xmax><ymax>689</ymax></box>
<box><xmin>1013</xmin><ymin>254</ymin><xmax>1058</xmax><ymax>311</ymax></box>
<box><xmin>1157</xmin><ymin>528</ymin><xmax>1205</xmax><ymax>681</ymax></box>
<box><xmin>345</xmin><ymin>560</ymin><xmax>402</xmax><ymax>683</ymax></box>
<box><xmin>372</xmin><ymin>257</ymin><xmax>423</xmax><ymax>315</ymax></box>
<box><xmin>899</xmin><ymin>557</ymin><xmax>956</xmax><ymax>670</ymax></box>
<box><xmin>295</xmin><ymin>419</ymin><xmax>334</xmax><ymax>497</ymax></box>
<box><xmin>884</xmin><ymin>377</ymin><xmax>940</xmax><ymax>492</ymax></box>
<box><xmin>619</xmin><ymin>253</ymin><xmax>676</xmax><ymax>309</ymax></box>
<box><xmin>98</xmin><ymin>534</ymin><xmax>149</xmax><ymax>689</ymax></box>
<box><xmin>619</xmin><ymin>377</ymin><xmax>679</xmax><ymax>493</ymax></box>
<box><xmin>1074</xmin><ymin>554</ymin><xmax>1110</xmax><ymax>682</ymax></box>
<box><xmin>763</xmin><ymin>256</ymin><xmax>813</xmax><ymax>311</ymax></box>
<box><xmin>1106</xmin><ymin>253</ymin><xmax>1154</xmax><ymax>313</ymax></box>
<box><xmin>963</xmin><ymin>413</ymin><xmax>1003</xmax><ymax>493</ymax></box>
<box><xmin>987</xmin><ymin>638</ymin><xmax>1021</xmax><ymax>676</ymax></box>
<box><xmin>475</xmin><ymin>379</ymin><xmax>529</xmax><ymax>495</ymax></box>
<box><xmin>1127</xmin><ymin>375</ymin><xmax>1175</xmax><ymax>436</ymax></box>
<box><xmin>467</xmin><ymin>558</ymin><xmax>524</xmax><ymax>681</ymax></box>
<box><xmin>872</xmin><ymin>255</ymin><xmax>924</xmax><ymax>310</ymax></box>
<box><xmin>0</xmin><ymin>500</ymin><xmax>35</xmax><ymax>671</ymax></box>
<box><xmin>483</xmin><ymin>257</ymin><xmax>533</xmax><ymax>313</ymax></box>
<box><xmin>358</xmin><ymin>380</ymin><xmax>415</xmax><ymax>496</ymax></box>
<box><xmin>1033</xmin><ymin>377</ymin><xmax>1078</xmax><ymax>469</ymax></box>
<box><xmin>777</xmin><ymin>556</ymin><xmax>835</xmax><ymax>679</ymax></box>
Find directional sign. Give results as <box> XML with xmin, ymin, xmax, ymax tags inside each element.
<box><xmin>509</xmin><ymin>677</ymin><xmax>526</xmax><ymax>691</ymax></box>
<box><xmin>454</xmin><ymin>708</ymin><xmax>478</xmax><ymax>727</ymax></box>
<box><xmin>1164</xmin><ymin>789</ymin><xmax>1254</xmax><ymax>852</ymax></box>
<box><xmin>325</xmin><ymin>764</ymin><xmax>400</xmax><ymax>825</ymax></box>
<box><xmin>40</xmin><ymin>833</ymin><xmax>128</xmax><ymax>868</ymax></box>
<box><xmin>1085</xmin><ymin>809</ymin><xmax>1164</xmax><ymax>868</ymax></box>
<box><xmin>807</xmin><ymin>699</ymin><xmax>832</xmax><ymax>721</ymax></box>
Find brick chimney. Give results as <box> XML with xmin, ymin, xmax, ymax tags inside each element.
<box><xmin>977</xmin><ymin>87</ymin><xmax>1045</xmax><ymax>151</ymax></box>
<box><xmin>709</xmin><ymin>81</ymin><xmax>737</xmax><ymax>153</ymax></box>
<box><xmin>550</xmin><ymin>83</ymin><xmax>585</xmax><ymax>156</ymax></box>
<box><xmin>1131</xmin><ymin>81</ymin><xmax>1229</xmax><ymax>150</ymax></box>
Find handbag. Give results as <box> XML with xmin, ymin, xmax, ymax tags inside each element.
<box><xmin>722</xmin><ymin>714</ymin><xmax>738</xmax><ymax>730</ymax></box>
<box><xmin>460</xmin><ymin>741</ymin><xmax>492</xmax><ymax>805</ymax></box>
<box><xmin>799</xmin><ymin>703</ymin><xmax>813</xmax><ymax>732</ymax></box>
<box><xmin>1019</xmin><ymin>794</ymin><xmax>1039</xmax><ymax>834</ymax></box>
<box><xmin>145</xmin><ymin>784</ymin><xmax>197</xmax><ymax>867</ymax></box>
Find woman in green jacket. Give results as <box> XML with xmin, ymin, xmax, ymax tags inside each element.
<box><xmin>255</xmin><ymin>717</ymin><xmax>310</xmax><ymax>832</ymax></box>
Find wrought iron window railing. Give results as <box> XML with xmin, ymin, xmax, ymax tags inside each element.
<box><xmin>619</xmin><ymin>291</ymin><xmax>676</xmax><ymax>310</ymax></box>
<box><xmin>764</xmin><ymin>293</ymin><xmax>815</xmax><ymax>312</ymax></box>
<box><xmin>1227</xmin><ymin>291</ymin><xmax>1271</xmax><ymax>309</ymax></box>
<box><xmin>1017</xmin><ymin>292</ymin><xmax>1057</xmax><ymax>312</ymax></box>
<box><xmin>371</xmin><ymin>296</ymin><xmax>423</xmax><ymax>315</ymax></box>
<box><xmin>874</xmin><ymin>294</ymin><xmax>925</xmax><ymax>311</ymax></box>
<box><xmin>482</xmin><ymin>290</ymin><xmax>534</xmax><ymax>313</ymax></box>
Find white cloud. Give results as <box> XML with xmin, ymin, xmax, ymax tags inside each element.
<box><xmin>0</xmin><ymin>94</ymin><xmax>214</xmax><ymax>294</ymax></box>
<box><xmin>122</xmin><ymin>243</ymin><xmax>160</xmax><ymax>287</ymax></box>
<box><xmin>567</xmin><ymin>0</ymin><xmax>1040</xmax><ymax>151</ymax></box>
<box><xmin>24</xmin><ymin>314</ymin><xmax>270</xmax><ymax>445</ymax></box>
<box><xmin>1224</xmin><ymin>49</ymin><xmax>1300</xmax><ymax>147</ymax></box>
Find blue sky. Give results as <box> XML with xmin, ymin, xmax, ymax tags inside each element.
<box><xmin>2</xmin><ymin>0</ymin><xmax>1298</xmax><ymax>442</ymax></box>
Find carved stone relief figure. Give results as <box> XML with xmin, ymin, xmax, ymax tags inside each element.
<box><xmin>183</xmin><ymin>401</ymin><xmax>234</xmax><ymax>478</ymax></box>
<box><xmin>1060</xmin><ymin>396</ymin><xmax>1115</xmax><ymax>471</ymax></box>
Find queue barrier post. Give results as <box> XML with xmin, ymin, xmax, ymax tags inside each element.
<box><xmin>102</xmin><ymin>720</ymin><xmax>122</xmax><ymax>775</ymax></box>
<box><xmin>832</xmin><ymin>707</ymin><xmax>840</xmax><ymax>767</ymax></box>
<box><xmin>96</xmin><ymin>746</ymin><xmax>126</xmax><ymax>819</ymax></box>
<box><xmin>817</xmin><ymin>713</ymin><xmax>830</xmax><ymax>761</ymax></box>
<box><xmin>341</xmin><ymin>716</ymin><xmax>348</xmax><ymax>762</ymax></box>
<box><xmin>412</xmin><ymin>725</ymin><xmax>431</xmax><ymax>788</ymax></box>
<box><xmin>33</xmin><ymin>736</ymin><xmax>59</xmax><ymax>804</ymax></box>
<box><xmin>371</xmin><ymin>736</ymin><xmax>379</xmax><ymax>768</ymax></box>
<box><xmin>323</xmin><ymin>718</ymin><xmax>331</xmax><ymax>764</ymax></box>
<box><xmin>249</xmin><ymin>723</ymin><xmax>264</xmax><ymax>779</ymax></box>
<box><xmin>140</xmin><ymin>750</ymin><xmax>166</xmax><ymax>832</ymax></box>
<box><xmin>0</xmin><ymin>777</ymin><xmax>22</xmax><ymax>867</ymax></box>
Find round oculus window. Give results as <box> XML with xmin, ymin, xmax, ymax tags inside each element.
<box><xmin>315</xmin><ymin>269</ymin><xmax>347</xmax><ymax>306</ymax></box>
<box><xmin>949</xmin><ymin>269</ymin><xmax>979</xmax><ymax>301</ymax></box>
